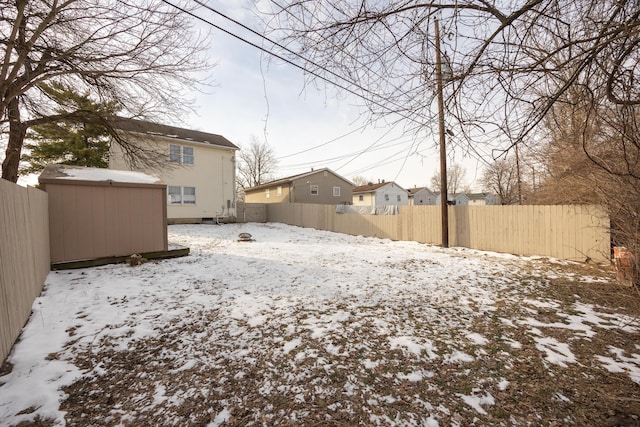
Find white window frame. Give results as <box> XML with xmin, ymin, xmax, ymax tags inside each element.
<box><xmin>169</xmin><ymin>145</ymin><xmax>181</xmax><ymax>163</ymax></box>
<box><xmin>358</xmin><ymin>195</ymin><xmax>364</xmax><ymax>201</ymax></box>
<box><xmin>265</xmin><ymin>189</ymin><xmax>270</xmax><ymax>198</ymax></box>
<box><xmin>397</xmin><ymin>195</ymin><xmax>401</xmax><ymax>202</ymax></box>
<box><xmin>168</xmin><ymin>186</ymin><xmax>182</xmax><ymax>204</ymax></box>
<box><xmin>277</xmin><ymin>186</ymin><xmax>282</xmax><ymax>196</ymax></box>
<box><xmin>183</xmin><ymin>186</ymin><xmax>196</xmax><ymax>204</ymax></box>
<box><xmin>310</xmin><ymin>185</ymin><xmax>319</xmax><ymax>195</ymax></box>
<box><xmin>168</xmin><ymin>144</ymin><xmax>194</xmax><ymax>165</ymax></box>
<box><xmin>168</xmin><ymin>186</ymin><xmax>196</xmax><ymax>205</ymax></box>
<box><xmin>182</xmin><ymin>146</ymin><xmax>194</xmax><ymax>165</ymax></box>
<box><xmin>333</xmin><ymin>186</ymin><xmax>341</xmax><ymax>197</ymax></box>
<box><xmin>385</xmin><ymin>194</ymin><xmax>390</xmax><ymax>201</ymax></box>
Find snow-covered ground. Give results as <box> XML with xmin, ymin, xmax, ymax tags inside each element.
<box><xmin>0</xmin><ymin>223</ymin><xmax>638</xmax><ymax>426</ymax></box>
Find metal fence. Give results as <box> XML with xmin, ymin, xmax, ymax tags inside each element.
<box><xmin>266</xmin><ymin>203</ymin><xmax>611</xmax><ymax>263</ymax></box>
<box><xmin>0</xmin><ymin>180</ymin><xmax>50</xmax><ymax>364</ymax></box>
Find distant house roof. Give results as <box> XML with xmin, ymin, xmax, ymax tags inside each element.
<box><xmin>353</xmin><ymin>181</ymin><xmax>406</xmax><ymax>194</ymax></box>
<box><xmin>245</xmin><ymin>168</ymin><xmax>353</xmax><ymax>192</ymax></box>
<box><xmin>407</xmin><ymin>187</ymin><xmax>433</xmax><ymax>196</ymax></box>
<box><xmin>112</xmin><ymin>117</ymin><xmax>239</xmax><ymax>150</ymax></box>
<box><xmin>467</xmin><ymin>192</ymin><xmax>491</xmax><ymax>200</ymax></box>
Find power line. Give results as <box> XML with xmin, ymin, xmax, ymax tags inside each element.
<box><xmin>162</xmin><ymin>0</ymin><xmax>494</xmax><ymax>174</ymax></box>
<box><xmin>277</xmin><ymin>122</ymin><xmax>369</xmax><ymax>159</ymax></box>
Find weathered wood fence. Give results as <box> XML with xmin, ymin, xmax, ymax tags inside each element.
<box><xmin>0</xmin><ymin>180</ymin><xmax>50</xmax><ymax>364</ymax></box>
<box><xmin>264</xmin><ymin>203</ymin><xmax>611</xmax><ymax>263</ymax></box>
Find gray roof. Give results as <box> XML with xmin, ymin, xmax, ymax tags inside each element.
<box><xmin>112</xmin><ymin>117</ymin><xmax>238</xmax><ymax>150</ymax></box>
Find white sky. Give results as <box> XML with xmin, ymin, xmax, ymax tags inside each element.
<box><xmin>183</xmin><ymin>0</ymin><xmax>488</xmax><ymax>190</ymax></box>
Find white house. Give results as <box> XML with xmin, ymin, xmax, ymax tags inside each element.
<box><xmin>109</xmin><ymin>118</ymin><xmax>238</xmax><ymax>223</ymax></box>
<box><xmin>435</xmin><ymin>193</ymin><xmax>470</xmax><ymax>205</ymax></box>
<box><xmin>467</xmin><ymin>192</ymin><xmax>501</xmax><ymax>205</ymax></box>
<box><xmin>352</xmin><ymin>181</ymin><xmax>409</xmax><ymax>206</ymax></box>
<box><xmin>407</xmin><ymin>187</ymin><xmax>438</xmax><ymax>205</ymax></box>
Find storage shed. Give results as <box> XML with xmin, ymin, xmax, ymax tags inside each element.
<box><xmin>39</xmin><ymin>165</ymin><xmax>168</xmax><ymax>265</ymax></box>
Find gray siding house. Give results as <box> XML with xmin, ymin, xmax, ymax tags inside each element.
<box><xmin>244</xmin><ymin>168</ymin><xmax>354</xmax><ymax>205</ymax></box>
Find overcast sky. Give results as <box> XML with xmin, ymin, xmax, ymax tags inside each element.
<box><xmin>183</xmin><ymin>0</ymin><xmax>488</xmax><ymax>191</ymax></box>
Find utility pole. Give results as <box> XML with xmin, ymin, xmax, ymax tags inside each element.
<box><xmin>514</xmin><ymin>140</ymin><xmax>523</xmax><ymax>204</ymax></box>
<box><xmin>435</xmin><ymin>19</ymin><xmax>449</xmax><ymax>248</ymax></box>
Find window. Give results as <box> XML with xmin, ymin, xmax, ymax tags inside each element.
<box><xmin>310</xmin><ymin>185</ymin><xmax>319</xmax><ymax>195</ymax></box>
<box><xmin>168</xmin><ymin>186</ymin><xmax>196</xmax><ymax>205</ymax></box>
<box><xmin>397</xmin><ymin>195</ymin><xmax>401</xmax><ymax>202</ymax></box>
<box><xmin>182</xmin><ymin>147</ymin><xmax>194</xmax><ymax>165</ymax></box>
<box><xmin>169</xmin><ymin>145</ymin><xmax>181</xmax><ymax>163</ymax></box>
<box><xmin>333</xmin><ymin>186</ymin><xmax>341</xmax><ymax>197</ymax></box>
<box><xmin>265</xmin><ymin>189</ymin><xmax>270</xmax><ymax>198</ymax></box>
<box><xmin>168</xmin><ymin>144</ymin><xmax>194</xmax><ymax>165</ymax></box>
<box><xmin>168</xmin><ymin>186</ymin><xmax>182</xmax><ymax>204</ymax></box>
<box><xmin>183</xmin><ymin>187</ymin><xmax>196</xmax><ymax>204</ymax></box>
<box><xmin>277</xmin><ymin>186</ymin><xmax>282</xmax><ymax>196</ymax></box>
<box><xmin>385</xmin><ymin>194</ymin><xmax>390</xmax><ymax>201</ymax></box>
<box><xmin>358</xmin><ymin>195</ymin><xmax>363</xmax><ymax>201</ymax></box>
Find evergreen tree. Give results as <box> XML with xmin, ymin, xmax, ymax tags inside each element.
<box><xmin>20</xmin><ymin>83</ymin><xmax>117</xmax><ymax>174</ymax></box>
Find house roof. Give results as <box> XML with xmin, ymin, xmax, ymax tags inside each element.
<box><xmin>353</xmin><ymin>181</ymin><xmax>406</xmax><ymax>194</ymax></box>
<box><xmin>407</xmin><ymin>187</ymin><xmax>433</xmax><ymax>196</ymax></box>
<box><xmin>112</xmin><ymin>117</ymin><xmax>238</xmax><ymax>150</ymax></box>
<box><xmin>245</xmin><ymin>168</ymin><xmax>354</xmax><ymax>192</ymax></box>
<box><xmin>467</xmin><ymin>192</ymin><xmax>491</xmax><ymax>200</ymax></box>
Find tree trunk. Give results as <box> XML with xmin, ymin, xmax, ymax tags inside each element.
<box><xmin>1</xmin><ymin>97</ymin><xmax>27</xmax><ymax>183</ymax></box>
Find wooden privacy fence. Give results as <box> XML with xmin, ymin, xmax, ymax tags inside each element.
<box><xmin>266</xmin><ymin>203</ymin><xmax>611</xmax><ymax>263</ymax></box>
<box><xmin>0</xmin><ymin>180</ymin><xmax>50</xmax><ymax>364</ymax></box>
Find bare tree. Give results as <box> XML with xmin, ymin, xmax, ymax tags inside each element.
<box><xmin>529</xmin><ymin>83</ymin><xmax>639</xmax><ymax>278</ymax></box>
<box><xmin>430</xmin><ymin>163</ymin><xmax>466</xmax><ymax>195</ymax></box>
<box><xmin>481</xmin><ymin>157</ymin><xmax>520</xmax><ymax>205</ymax></box>
<box><xmin>237</xmin><ymin>136</ymin><xmax>278</xmax><ymax>191</ymax></box>
<box><xmin>1</xmin><ymin>0</ymin><xmax>210</xmax><ymax>182</ymax></box>
<box><xmin>263</xmin><ymin>1</ymin><xmax>640</xmax><ymax>169</ymax></box>
<box><xmin>351</xmin><ymin>176</ymin><xmax>374</xmax><ymax>186</ymax></box>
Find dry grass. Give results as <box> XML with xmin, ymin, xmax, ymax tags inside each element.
<box><xmin>36</xmin><ymin>263</ymin><xmax>638</xmax><ymax>426</ymax></box>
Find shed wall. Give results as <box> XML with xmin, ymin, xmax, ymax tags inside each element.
<box><xmin>46</xmin><ymin>183</ymin><xmax>167</xmax><ymax>263</ymax></box>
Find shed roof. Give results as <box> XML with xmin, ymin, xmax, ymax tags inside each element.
<box><xmin>112</xmin><ymin>117</ymin><xmax>239</xmax><ymax>150</ymax></box>
<box><xmin>39</xmin><ymin>164</ymin><xmax>164</xmax><ymax>186</ymax></box>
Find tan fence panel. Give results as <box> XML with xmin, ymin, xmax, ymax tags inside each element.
<box><xmin>265</xmin><ymin>202</ymin><xmax>610</xmax><ymax>264</ymax></box>
<box><xmin>0</xmin><ymin>181</ymin><xmax>50</xmax><ymax>364</ymax></box>
<box><xmin>235</xmin><ymin>202</ymin><xmax>267</xmax><ymax>223</ymax></box>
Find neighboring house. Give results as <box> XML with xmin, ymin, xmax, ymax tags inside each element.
<box><xmin>435</xmin><ymin>192</ymin><xmax>470</xmax><ymax>205</ymax></box>
<box><xmin>109</xmin><ymin>118</ymin><xmax>238</xmax><ymax>223</ymax></box>
<box><xmin>352</xmin><ymin>181</ymin><xmax>409</xmax><ymax>206</ymax></box>
<box><xmin>243</xmin><ymin>168</ymin><xmax>354</xmax><ymax>204</ymax></box>
<box><xmin>407</xmin><ymin>187</ymin><xmax>438</xmax><ymax>205</ymax></box>
<box><xmin>467</xmin><ymin>192</ymin><xmax>501</xmax><ymax>205</ymax></box>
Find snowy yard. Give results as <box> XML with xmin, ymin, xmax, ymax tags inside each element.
<box><xmin>1</xmin><ymin>222</ymin><xmax>639</xmax><ymax>426</ymax></box>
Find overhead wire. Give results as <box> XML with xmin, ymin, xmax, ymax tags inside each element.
<box><xmin>162</xmin><ymin>0</ymin><xmax>494</xmax><ymax>176</ymax></box>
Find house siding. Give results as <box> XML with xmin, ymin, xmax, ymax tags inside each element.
<box><xmin>353</xmin><ymin>183</ymin><xmax>409</xmax><ymax>206</ymax></box>
<box><xmin>244</xmin><ymin>184</ymin><xmax>291</xmax><ymax>203</ymax></box>
<box><xmin>412</xmin><ymin>189</ymin><xmax>437</xmax><ymax>205</ymax></box>
<box><xmin>110</xmin><ymin>136</ymin><xmax>237</xmax><ymax>220</ymax></box>
<box><xmin>244</xmin><ymin>170</ymin><xmax>353</xmax><ymax>205</ymax></box>
<box><xmin>353</xmin><ymin>192</ymin><xmax>376</xmax><ymax>206</ymax></box>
